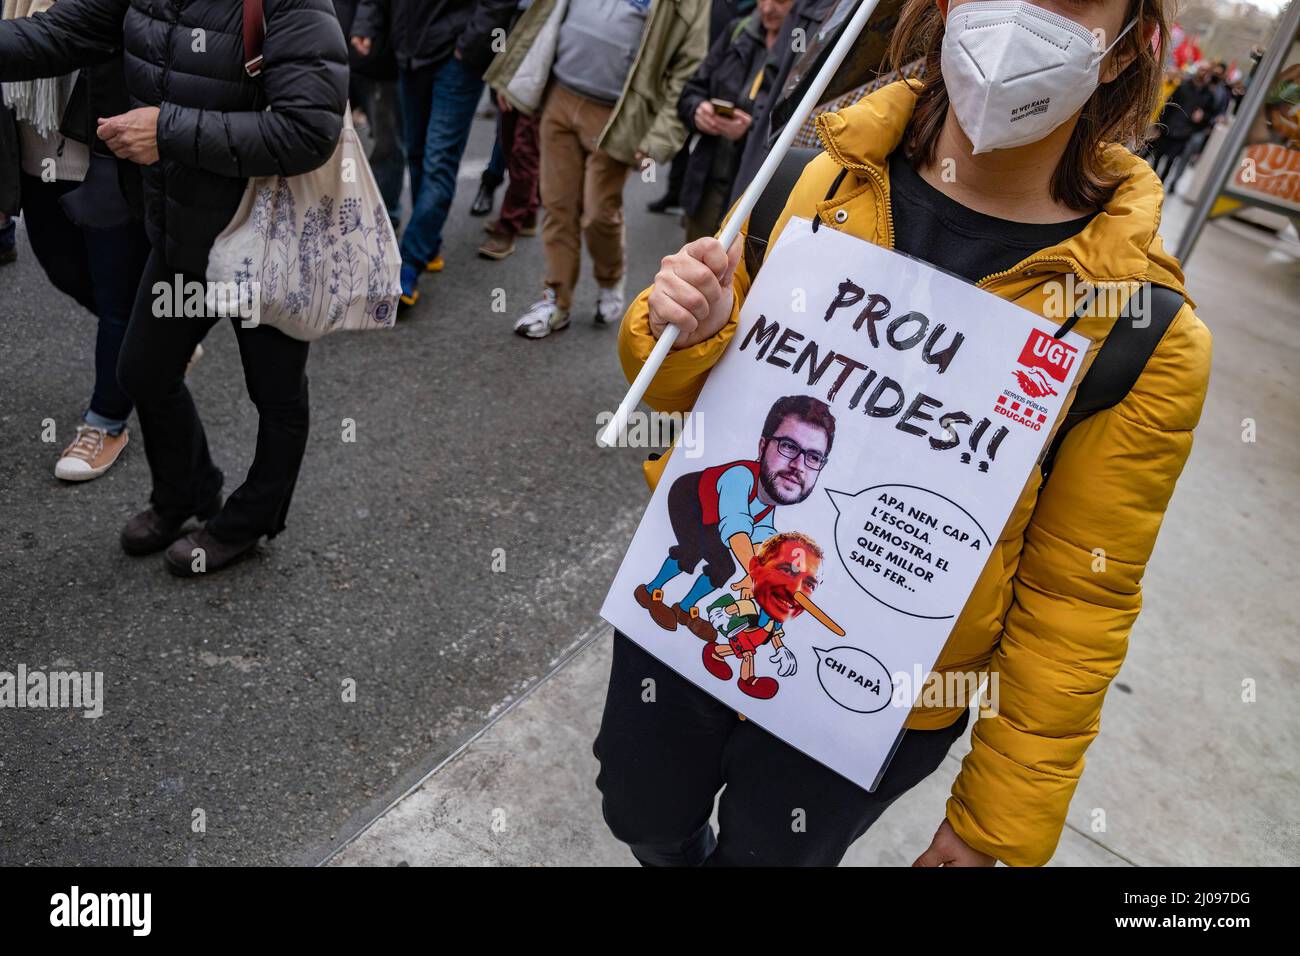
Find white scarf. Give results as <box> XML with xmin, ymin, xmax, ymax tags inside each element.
<box><xmin>2</xmin><ymin>0</ymin><xmax>78</xmax><ymax>135</ymax></box>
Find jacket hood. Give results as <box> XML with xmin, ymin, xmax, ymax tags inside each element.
<box><xmin>814</xmin><ymin>81</ymin><xmax>1191</xmax><ymax>304</ymax></box>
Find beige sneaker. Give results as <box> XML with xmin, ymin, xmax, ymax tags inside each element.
<box><xmin>54</xmin><ymin>425</ymin><xmax>129</xmax><ymax>482</ymax></box>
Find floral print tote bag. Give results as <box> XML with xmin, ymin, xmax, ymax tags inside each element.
<box><xmin>205</xmin><ymin>109</ymin><xmax>401</xmax><ymax>340</ymax></box>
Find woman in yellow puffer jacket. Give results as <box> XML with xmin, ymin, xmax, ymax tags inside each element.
<box><xmin>596</xmin><ymin>0</ymin><xmax>1212</xmax><ymax>867</ymax></box>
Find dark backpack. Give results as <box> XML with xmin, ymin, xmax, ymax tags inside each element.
<box><xmin>741</xmin><ymin>147</ymin><xmax>1183</xmax><ymax>482</ymax></box>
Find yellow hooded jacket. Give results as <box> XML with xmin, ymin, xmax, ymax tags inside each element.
<box><xmin>617</xmin><ymin>81</ymin><xmax>1212</xmax><ymax>866</ymax></box>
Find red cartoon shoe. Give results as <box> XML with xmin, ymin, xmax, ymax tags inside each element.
<box><xmin>738</xmin><ymin>676</ymin><xmax>779</xmax><ymax>700</ymax></box>
<box><xmin>701</xmin><ymin>643</ymin><xmax>733</xmax><ymax>681</ymax></box>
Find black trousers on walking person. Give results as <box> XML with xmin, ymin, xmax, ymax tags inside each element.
<box><xmin>594</xmin><ymin>632</ymin><xmax>969</xmax><ymax>866</ymax></box>
<box><xmin>1150</xmin><ymin>135</ymin><xmax>1191</xmax><ymax>189</ymax></box>
<box><xmin>116</xmin><ymin>249</ymin><xmax>311</xmax><ymax>543</ymax></box>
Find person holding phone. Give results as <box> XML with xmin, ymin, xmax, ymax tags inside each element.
<box><xmin>677</xmin><ymin>0</ymin><xmax>794</xmax><ymax>241</ymax></box>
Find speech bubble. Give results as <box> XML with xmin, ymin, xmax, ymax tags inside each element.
<box><xmin>827</xmin><ymin>484</ymin><xmax>990</xmax><ymax>619</ymax></box>
<box><xmin>813</xmin><ymin>646</ymin><xmax>892</xmax><ymax>714</ymax></box>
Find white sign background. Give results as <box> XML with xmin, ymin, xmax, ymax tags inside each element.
<box><xmin>601</xmin><ymin>218</ymin><xmax>1089</xmax><ymax>791</ymax></box>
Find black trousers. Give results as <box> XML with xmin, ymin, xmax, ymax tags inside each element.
<box><xmin>594</xmin><ymin>632</ymin><xmax>969</xmax><ymax>866</ymax></box>
<box><xmin>666</xmin><ymin>470</ymin><xmax>735</xmax><ymax>589</ymax></box>
<box><xmin>115</xmin><ymin>249</ymin><xmax>311</xmax><ymax>542</ymax></box>
<box><xmin>1151</xmin><ymin>135</ymin><xmax>1191</xmax><ymax>183</ymax></box>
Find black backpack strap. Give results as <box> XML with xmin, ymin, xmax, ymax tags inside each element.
<box><xmin>1040</xmin><ymin>283</ymin><xmax>1184</xmax><ymax>480</ymax></box>
<box><xmin>743</xmin><ymin>146</ymin><xmax>820</xmax><ymax>278</ymax></box>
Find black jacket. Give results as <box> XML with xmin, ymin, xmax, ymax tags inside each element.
<box><xmin>0</xmin><ymin>53</ymin><xmax>144</xmax><ymax>222</ymax></box>
<box><xmin>677</xmin><ymin>14</ymin><xmax>769</xmax><ymax>217</ymax></box>
<box><xmin>351</xmin><ymin>0</ymin><xmax>517</xmax><ymax>77</ymax></box>
<box><xmin>0</xmin><ymin>107</ymin><xmax>18</xmax><ymax>217</ymax></box>
<box><xmin>1159</xmin><ymin>80</ymin><xmax>1218</xmax><ymax>142</ymax></box>
<box><xmin>0</xmin><ymin>0</ymin><xmax>348</xmax><ymax>275</ymax></box>
<box><xmin>333</xmin><ymin>0</ymin><xmax>397</xmax><ymax>80</ymax></box>
<box><xmin>60</xmin><ymin>59</ymin><xmax>147</xmax><ymax>221</ymax></box>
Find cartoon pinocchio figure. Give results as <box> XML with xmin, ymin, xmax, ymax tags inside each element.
<box><xmin>633</xmin><ymin>395</ymin><xmax>836</xmax><ymax>641</ymax></box>
<box><xmin>700</xmin><ymin>531</ymin><xmax>843</xmax><ymax>699</ymax></box>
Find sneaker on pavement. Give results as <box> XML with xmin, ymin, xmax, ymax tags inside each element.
<box><xmin>164</xmin><ymin>526</ymin><xmax>260</xmax><ymax>578</ymax></box>
<box><xmin>120</xmin><ymin>494</ymin><xmax>223</xmax><ymax>556</ymax></box>
<box><xmin>594</xmin><ymin>279</ymin><xmax>625</xmax><ymax>326</ymax></box>
<box><xmin>478</xmin><ymin>226</ymin><xmax>516</xmax><ymax>261</ymax></box>
<box><xmin>425</xmin><ymin>254</ymin><xmax>444</xmax><ymax>273</ymax></box>
<box><xmin>399</xmin><ymin>263</ymin><xmax>420</xmax><ymax>307</ymax></box>
<box><xmin>513</xmin><ymin>289</ymin><xmax>569</xmax><ymax>339</ymax></box>
<box><xmin>185</xmin><ymin>343</ymin><xmax>204</xmax><ymax>375</ymax></box>
<box><xmin>54</xmin><ymin>425</ymin><xmax>129</xmax><ymax>482</ymax></box>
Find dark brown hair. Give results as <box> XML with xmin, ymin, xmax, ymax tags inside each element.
<box><xmin>763</xmin><ymin>395</ymin><xmax>837</xmax><ymax>454</ymax></box>
<box><xmin>887</xmin><ymin>0</ymin><xmax>1169</xmax><ymax>212</ymax></box>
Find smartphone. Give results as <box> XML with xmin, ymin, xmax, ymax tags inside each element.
<box><xmin>709</xmin><ymin>98</ymin><xmax>736</xmax><ymax>119</ymax></box>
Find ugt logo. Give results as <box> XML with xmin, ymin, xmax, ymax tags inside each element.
<box><xmin>1017</xmin><ymin>328</ymin><xmax>1078</xmax><ymax>384</ymax></box>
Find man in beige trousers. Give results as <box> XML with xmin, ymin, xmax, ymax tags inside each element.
<box><xmin>486</xmin><ymin>0</ymin><xmax>708</xmax><ymax>339</ymax></box>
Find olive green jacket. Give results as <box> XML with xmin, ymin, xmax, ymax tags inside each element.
<box><xmin>484</xmin><ymin>0</ymin><xmax>709</xmax><ymax>166</ymax></box>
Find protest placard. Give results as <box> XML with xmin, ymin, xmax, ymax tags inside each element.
<box><xmin>601</xmin><ymin>217</ymin><xmax>1089</xmax><ymax>790</ymax></box>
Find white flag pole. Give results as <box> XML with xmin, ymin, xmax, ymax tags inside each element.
<box><xmin>598</xmin><ymin>0</ymin><xmax>885</xmax><ymax>449</ymax></box>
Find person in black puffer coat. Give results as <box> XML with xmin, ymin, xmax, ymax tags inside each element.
<box><xmin>0</xmin><ymin>0</ymin><xmax>348</xmax><ymax>577</ymax></box>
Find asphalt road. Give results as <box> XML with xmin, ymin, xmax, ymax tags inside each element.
<box><xmin>0</xmin><ymin>108</ymin><xmax>682</xmax><ymax>864</ymax></box>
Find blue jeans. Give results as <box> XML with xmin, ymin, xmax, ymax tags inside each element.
<box><xmin>398</xmin><ymin>55</ymin><xmax>484</xmax><ymax>268</ymax></box>
<box><xmin>20</xmin><ymin>172</ymin><xmax>150</xmax><ymax>430</ymax></box>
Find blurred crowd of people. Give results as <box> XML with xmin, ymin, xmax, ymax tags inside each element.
<box><xmin>0</xmin><ymin>0</ymin><xmax>1269</xmax><ymax>578</ymax></box>
<box><xmin>0</xmin><ymin>0</ymin><xmax>831</xmax><ymax>501</ymax></box>
<box><xmin>1145</xmin><ymin>57</ymin><xmax>1245</xmax><ymax>196</ymax></box>
<box><xmin>0</xmin><ymin>0</ymin><xmax>830</xmax><ymax>575</ymax></box>
<box><xmin>337</xmin><ymin>0</ymin><xmax>818</xmax><ymax>338</ymax></box>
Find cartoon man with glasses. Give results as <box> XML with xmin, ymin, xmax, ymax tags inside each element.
<box><xmin>634</xmin><ymin>395</ymin><xmax>836</xmax><ymax>641</ymax></box>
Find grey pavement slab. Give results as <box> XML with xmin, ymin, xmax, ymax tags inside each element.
<box><xmin>329</xmin><ymin>629</ymin><xmax>1128</xmax><ymax>866</ymax></box>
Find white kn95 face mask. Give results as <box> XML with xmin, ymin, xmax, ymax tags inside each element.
<box><xmin>940</xmin><ymin>1</ymin><xmax>1138</xmax><ymax>153</ymax></box>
